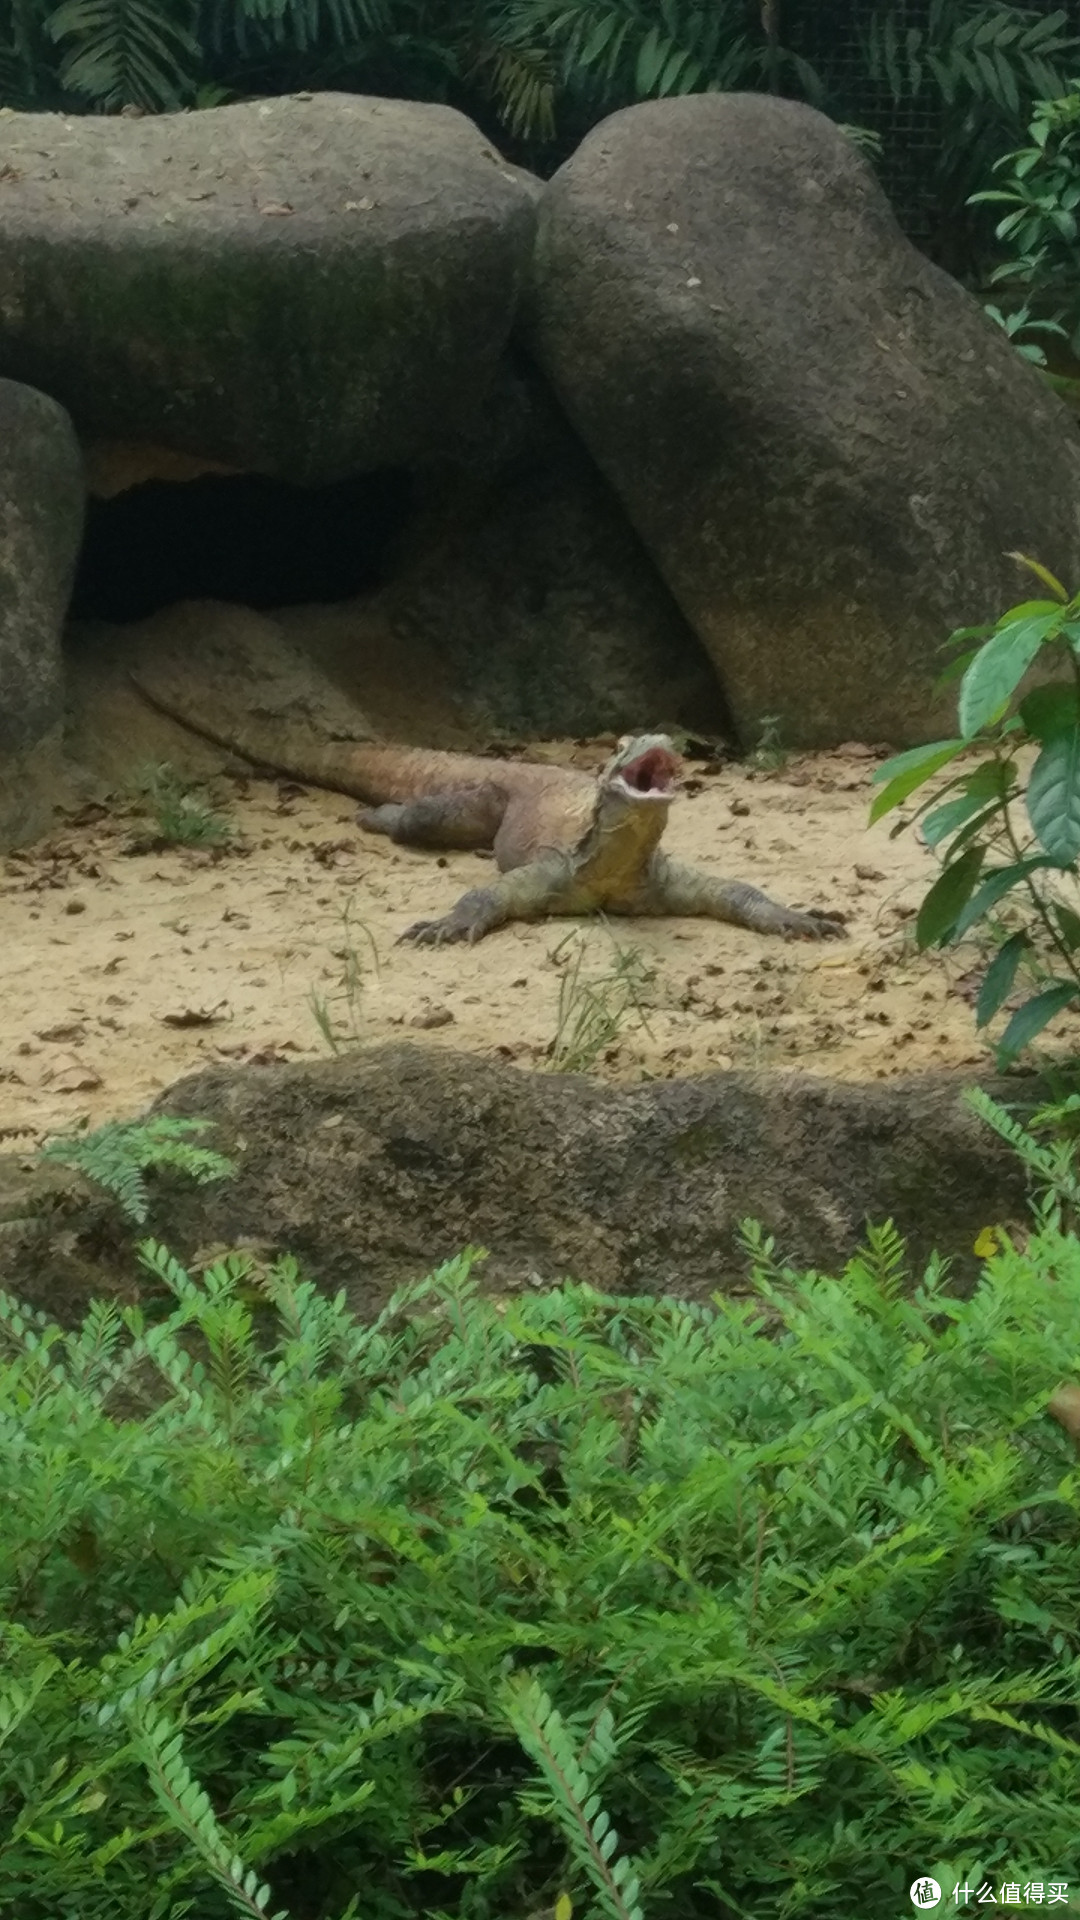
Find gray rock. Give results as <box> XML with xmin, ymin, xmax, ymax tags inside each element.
<box><xmin>0</xmin><ymin>378</ymin><xmax>84</xmax><ymax>842</ymax></box>
<box><xmin>0</xmin><ymin>95</ymin><xmax>536</xmax><ymax>483</ymax></box>
<box><xmin>381</xmin><ymin>359</ymin><xmax>724</xmax><ymax>737</ymax></box>
<box><xmin>525</xmin><ymin>93</ymin><xmax>1080</xmax><ymax>748</ymax></box>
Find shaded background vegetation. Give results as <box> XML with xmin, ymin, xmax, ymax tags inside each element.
<box><xmin>1</xmin><ymin>0</ymin><xmax>1079</xmax><ymax>272</ymax></box>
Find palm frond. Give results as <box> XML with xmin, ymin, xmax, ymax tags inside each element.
<box><xmin>46</xmin><ymin>0</ymin><xmax>201</xmax><ymax>105</ymax></box>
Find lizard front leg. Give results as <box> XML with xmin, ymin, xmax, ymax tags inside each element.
<box><xmin>398</xmin><ymin>856</ymin><xmax>572</xmax><ymax>946</ymax></box>
<box><xmin>640</xmin><ymin>853</ymin><xmax>846</xmax><ymax>939</ymax></box>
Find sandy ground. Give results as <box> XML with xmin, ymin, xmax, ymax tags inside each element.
<box><xmin>1</xmin><ymin>736</ymin><xmax>1044</xmax><ymax>1148</ymax></box>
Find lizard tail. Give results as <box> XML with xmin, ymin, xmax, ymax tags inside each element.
<box><xmin>128</xmin><ymin>672</ymin><xmax>531</xmax><ymax>806</ymax></box>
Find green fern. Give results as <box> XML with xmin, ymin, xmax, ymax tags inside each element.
<box><xmin>131</xmin><ymin>1701</ymin><xmax>287</xmax><ymax>1920</ymax></box>
<box><xmin>503</xmin><ymin>1677</ymin><xmax>644</xmax><ymax>1920</ymax></box>
<box><xmin>39</xmin><ymin>1115</ymin><xmax>234</xmax><ymax>1225</ymax></box>
<box><xmin>480</xmin><ymin>0</ymin><xmax>821</xmax><ymax>138</ymax></box>
<box><xmin>206</xmin><ymin>0</ymin><xmax>387</xmax><ymax>61</ymax></box>
<box><xmin>861</xmin><ymin>2</ymin><xmax>1077</xmax><ymax>115</ymax></box>
<box><xmin>3</xmin><ymin>1200</ymin><xmax>1080</xmax><ymax>1913</ymax></box>
<box><xmin>967</xmin><ymin>1085</ymin><xmax>1080</xmax><ymax>1215</ymax></box>
<box><xmin>46</xmin><ymin>0</ymin><xmax>201</xmax><ymax>107</ymax></box>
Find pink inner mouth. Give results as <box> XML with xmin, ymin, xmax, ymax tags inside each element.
<box><xmin>620</xmin><ymin>747</ymin><xmax>680</xmax><ymax>795</ymax></box>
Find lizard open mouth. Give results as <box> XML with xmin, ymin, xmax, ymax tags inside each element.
<box><xmin>612</xmin><ymin>745</ymin><xmax>682</xmax><ymax>801</ymax></box>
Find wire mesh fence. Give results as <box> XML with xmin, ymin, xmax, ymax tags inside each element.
<box><xmin>784</xmin><ymin>1</ymin><xmax>1080</xmax><ymax>258</ymax></box>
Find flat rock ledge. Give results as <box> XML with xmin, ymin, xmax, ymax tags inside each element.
<box><xmin>0</xmin><ymin>1047</ymin><xmax>1034</xmax><ymax>1324</ymax></box>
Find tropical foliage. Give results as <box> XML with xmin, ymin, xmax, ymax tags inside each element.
<box><xmin>871</xmin><ymin>553</ymin><xmax>1080</xmax><ymax>1065</ymax></box>
<box><xmin>3</xmin><ymin>1206</ymin><xmax>1080</xmax><ymax>1919</ymax></box>
<box><xmin>2</xmin><ymin>0</ymin><xmax>1079</xmax><ymax>241</ymax></box>
<box><xmin>971</xmin><ymin>74</ymin><xmax>1080</xmax><ymax>358</ymax></box>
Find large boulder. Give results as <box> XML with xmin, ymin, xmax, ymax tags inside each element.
<box><xmin>365</xmin><ymin>359</ymin><xmax>724</xmax><ymax>737</ymax></box>
<box><xmin>0</xmin><ymin>378</ymin><xmax>84</xmax><ymax>844</ymax></box>
<box><xmin>0</xmin><ymin>1048</ymin><xmax>1029</xmax><ymax>1324</ymax></box>
<box><xmin>525</xmin><ymin>94</ymin><xmax>1080</xmax><ymax>748</ymax></box>
<box><xmin>0</xmin><ymin>96</ymin><xmax>536</xmax><ymax>483</ymax></box>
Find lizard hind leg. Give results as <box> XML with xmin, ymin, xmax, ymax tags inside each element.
<box><xmin>356</xmin><ymin>780</ymin><xmax>508</xmax><ymax>851</ymax></box>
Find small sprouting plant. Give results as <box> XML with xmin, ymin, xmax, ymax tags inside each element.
<box><xmin>39</xmin><ymin>1115</ymin><xmax>235</xmax><ymax>1224</ymax></box>
<box><xmin>309</xmin><ymin>895</ymin><xmax>379</xmax><ymax>1054</ymax></box>
<box><xmin>548</xmin><ymin>924</ymin><xmax>655</xmax><ymax>1072</ymax></box>
<box><xmin>870</xmin><ymin>553</ymin><xmax>1080</xmax><ymax>1064</ymax></box>
<box><xmin>749</xmin><ymin>713</ymin><xmax>788</xmax><ymax>773</ymax></box>
<box><xmin>136</xmin><ymin>762</ymin><xmax>232</xmax><ymax>848</ymax></box>
<box><xmin>982</xmin><ymin>298</ymin><xmax>1067</xmax><ymax>367</ymax></box>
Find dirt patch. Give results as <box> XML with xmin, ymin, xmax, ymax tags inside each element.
<box><xmin>1</xmin><ymin>736</ymin><xmax>1052</xmax><ymax>1148</ymax></box>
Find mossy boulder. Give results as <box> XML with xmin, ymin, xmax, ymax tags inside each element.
<box><xmin>525</xmin><ymin>93</ymin><xmax>1080</xmax><ymax>748</ymax></box>
<box><xmin>0</xmin><ymin>1047</ymin><xmax>1031</xmax><ymax>1323</ymax></box>
<box><xmin>0</xmin><ymin>96</ymin><xmax>536</xmax><ymax>483</ymax></box>
<box><xmin>0</xmin><ymin>378</ymin><xmax>84</xmax><ymax>844</ymax></box>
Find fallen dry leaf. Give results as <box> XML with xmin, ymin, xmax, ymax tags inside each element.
<box><xmin>160</xmin><ymin>1002</ymin><xmax>229</xmax><ymax>1028</ymax></box>
<box><xmin>45</xmin><ymin>1052</ymin><xmax>103</xmax><ymax>1093</ymax></box>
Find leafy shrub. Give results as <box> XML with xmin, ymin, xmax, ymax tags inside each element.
<box><xmin>871</xmin><ymin>553</ymin><xmax>1080</xmax><ymax>1064</ymax></box>
<box><xmin>2</xmin><ymin>1218</ymin><xmax>1080</xmax><ymax>1918</ymax></box>
<box><xmin>856</xmin><ymin>2</ymin><xmax>1079</xmax><ymax>228</ymax></box>
<box><xmin>970</xmin><ymin>75</ymin><xmax>1080</xmax><ymax>360</ymax></box>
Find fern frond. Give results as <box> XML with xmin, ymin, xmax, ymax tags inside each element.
<box><xmin>503</xmin><ymin>1676</ymin><xmax>644</xmax><ymax>1920</ymax></box>
<box><xmin>40</xmin><ymin>1117</ymin><xmax>233</xmax><ymax>1226</ymax></box>
<box><xmin>129</xmin><ymin>1702</ymin><xmax>287</xmax><ymax>1919</ymax></box>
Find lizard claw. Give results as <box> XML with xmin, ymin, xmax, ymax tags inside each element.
<box><xmin>398</xmin><ymin>914</ymin><xmax>485</xmax><ymax>946</ymax></box>
<box><xmin>398</xmin><ymin>888</ymin><xmax>496</xmax><ymax>947</ymax></box>
<box><xmin>398</xmin><ymin>917</ymin><xmax>456</xmax><ymax>947</ymax></box>
<box><xmin>783</xmin><ymin>910</ymin><xmax>848</xmax><ymax>941</ymax></box>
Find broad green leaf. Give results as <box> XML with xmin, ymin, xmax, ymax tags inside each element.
<box><xmin>1053</xmin><ymin>900</ymin><xmax>1080</xmax><ymax>951</ymax></box>
<box><xmin>635</xmin><ymin>25</ymin><xmax>668</xmax><ymax>93</ymax></box>
<box><xmin>934</xmin><ymin>646</ymin><xmax>981</xmax><ymax>691</ymax></box>
<box><xmin>954</xmin><ymin>855</ymin><xmax>1057</xmax><ymax>939</ymax></box>
<box><xmin>1019</xmin><ymin>682</ymin><xmax>1079</xmax><ymax>742</ymax></box>
<box><xmin>915</xmin><ymin>844</ymin><xmax>985</xmax><ymax>948</ymax></box>
<box><xmin>1026</xmin><ymin>726</ymin><xmax>1080</xmax><ymax>863</ymax></box>
<box><xmin>994</xmin><ymin>597</ymin><xmax>1067</xmax><ymax>622</ymax></box>
<box><xmin>922</xmin><ymin>788</ymin><xmax>1001</xmax><ymax>847</ymax></box>
<box><xmin>918</xmin><ymin>758</ymin><xmax>1010</xmax><ymax>843</ymax></box>
<box><xmin>958</xmin><ymin>615</ymin><xmax>1062</xmax><ymax>736</ymax></box>
<box><xmin>941</xmin><ymin>799</ymin><xmax>1013</xmax><ymax>859</ymax></box>
<box><xmin>1005</xmin><ymin>552</ymin><xmax>1069</xmax><ymax>600</ymax></box>
<box><xmin>995</xmin><ymin>981</ymin><xmax>1080</xmax><ymax>1064</ymax></box>
<box><xmin>947</xmin><ymin>621</ymin><xmax>996</xmax><ymax>644</ymax></box>
<box><xmin>976</xmin><ymin>931</ymin><xmax>1029</xmax><ymax>1028</ymax></box>
<box><xmin>869</xmin><ymin>739</ymin><xmax>965</xmax><ymax>823</ymax></box>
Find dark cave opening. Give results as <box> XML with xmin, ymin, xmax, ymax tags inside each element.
<box><xmin>69</xmin><ymin>467</ymin><xmax>414</xmax><ymax>624</ymax></box>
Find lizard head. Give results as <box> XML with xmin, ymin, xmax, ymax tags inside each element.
<box><xmin>600</xmin><ymin>733</ymin><xmax>683</xmax><ymax>807</ymax></box>
<box><xmin>584</xmin><ymin>733</ymin><xmax>682</xmax><ymax>870</ymax></box>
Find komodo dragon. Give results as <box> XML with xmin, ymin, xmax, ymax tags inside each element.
<box><xmin>130</xmin><ymin>683</ymin><xmax>845</xmax><ymax>946</ymax></box>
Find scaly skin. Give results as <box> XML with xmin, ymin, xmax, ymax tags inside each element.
<box><xmin>129</xmin><ymin>682</ymin><xmax>845</xmax><ymax>946</ymax></box>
